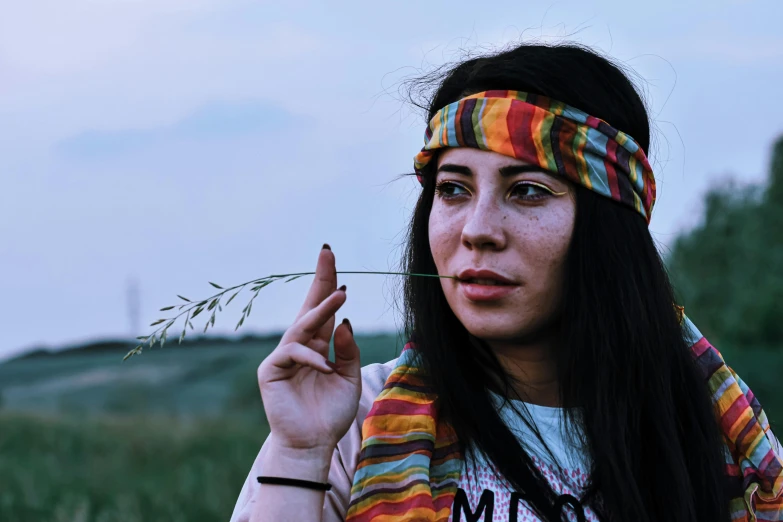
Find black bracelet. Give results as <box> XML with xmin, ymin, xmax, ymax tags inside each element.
<box><xmin>257</xmin><ymin>476</ymin><xmax>332</xmax><ymax>491</ymax></box>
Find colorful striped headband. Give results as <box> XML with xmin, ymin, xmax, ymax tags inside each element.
<box><xmin>413</xmin><ymin>90</ymin><xmax>657</xmax><ymax>223</ymax></box>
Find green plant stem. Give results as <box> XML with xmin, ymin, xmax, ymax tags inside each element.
<box><xmin>123</xmin><ymin>271</ymin><xmax>456</xmax><ymax>360</ymax></box>
<box><xmin>271</xmin><ymin>271</ymin><xmax>456</xmax><ymax>279</ymax></box>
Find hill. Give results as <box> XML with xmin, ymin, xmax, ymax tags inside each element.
<box><xmin>0</xmin><ymin>333</ymin><xmax>404</xmax><ymax>418</ymax></box>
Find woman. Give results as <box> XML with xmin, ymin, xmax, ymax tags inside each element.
<box><xmin>230</xmin><ymin>43</ymin><xmax>783</xmax><ymax>521</ymax></box>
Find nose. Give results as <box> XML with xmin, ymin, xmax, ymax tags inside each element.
<box><xmin>460</xmin><ymin>193</ymin><xmax>507</xmax><ymax>251</ymax></box>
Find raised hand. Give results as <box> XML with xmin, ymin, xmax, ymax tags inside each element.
<box><xmin>256</xmin><ymin>245</ymin><xmax>362</xmax><ymax>453</ymax></box>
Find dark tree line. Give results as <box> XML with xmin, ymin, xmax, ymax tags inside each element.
<box><xmin>668</xmin><ymin>136</ymin><xmax>783</xmax><ymax>349</ymax></box>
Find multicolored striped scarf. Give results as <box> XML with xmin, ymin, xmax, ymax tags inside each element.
<box><xmin>345</xmin><ymin>317</ymin><xmax>783</xmax><ymax>521</ymax></box>
<box><xmin>412</xmin><ymin>90</ymin><xmax>656</xmax><ymax>223</ymax></box>
<box><xmin>344</xmin><ymin>91</ymin><xmax>783</xmax><ymax>520</ymax></box>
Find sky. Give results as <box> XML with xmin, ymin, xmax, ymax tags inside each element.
<box><xmin>2</xmin><ymin>0</ymin><xmax>782</xmax><ymax>359</ymax></box>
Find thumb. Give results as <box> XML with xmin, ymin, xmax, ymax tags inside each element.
<box><xmin>332</xmin><ymin>318</ymin><xmax>361</xmax><ymax>380</ymax></box>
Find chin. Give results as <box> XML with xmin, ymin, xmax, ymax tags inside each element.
<box><xmin>458</xmin><ymin>314</ymin><xmax>533</xmax><ymax>342</ymax></box>
<box><xmin>443</xmin><ymin>288</ymin><xmax>557</xmax><ymax>343</ymax></box>
<box><xmin>450</xmin><ymin>298</ymin><xmax>558</xmax><ymax>344</ymax></box>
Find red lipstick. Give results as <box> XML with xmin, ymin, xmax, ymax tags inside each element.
<box><xmin>456</xmin><ymin>269</ymin><xmax>520</xmax><ymax>302</ymax></box>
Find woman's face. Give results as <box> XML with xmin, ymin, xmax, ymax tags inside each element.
<box><xmin>428</xmin><ymin>148</ymin><xmax>576</xmax><ymax>344</ymax></box>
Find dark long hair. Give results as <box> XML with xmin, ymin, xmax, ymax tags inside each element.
<box><xmin>400</xmin><ymin>42</ymin><xmax>731</xmax><ymax>521</ymax></box>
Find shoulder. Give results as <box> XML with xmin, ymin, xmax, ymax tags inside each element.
<box><xmin>359</xmin><ymin>357</ymin><xmax>399</xmax><ymax>397</ymax></box>
<box><xmin>347</xmin><ymin>356</ymin><xmax>400</xmax><ymax>440</ymax></box>
<box><xmin>317</xmin><ymin>357</ymin><xmax>399</xmax><ymax>519</ymax></box>
<box><xmin>336</xmin><ymin>357</ymin><xmax>399</xmax><ymax>467</ymax></box>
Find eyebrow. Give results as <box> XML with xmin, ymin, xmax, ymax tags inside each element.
<box><xmin>436</xmin><ymin>163</ymin><xmax>546</xmax><ymax>177</ymax></box>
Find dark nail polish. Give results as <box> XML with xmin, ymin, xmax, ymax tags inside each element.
<box><xmin>342</xmin><ymin>317</ymin><xmax>353</xmax><ymax>334</ymax></box>
<box><xmin>338</xmin><ymin>284</ymin><xmax>347</xmax><ymax>292</ymax></box>
<box><xmin>322</xmin><ymin>243</ymin><xmax>331</xmax><ymax>250</ymax></box>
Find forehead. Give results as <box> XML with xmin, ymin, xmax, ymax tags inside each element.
<box><xmin>436</xmin><ymin>148</ymin><xmax>534</xmax><ymax>170</ymax></box>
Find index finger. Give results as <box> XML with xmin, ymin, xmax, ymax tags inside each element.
<box><xmin>294</xmin><ymin>244</ymin><xmax>337</xmax><ymax>322</ymax></box>
<box><xmin>282</xmin><ymin>286</ymin><xmax>347</xmax><ymax>347</ymax></box>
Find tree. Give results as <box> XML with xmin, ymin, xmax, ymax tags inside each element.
<box><xmin>667</xmin><ymin>135</ymin><xmax>783</xmax><ymax>348</ymax></box>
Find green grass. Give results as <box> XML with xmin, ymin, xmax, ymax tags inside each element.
<box><xmin>0</xmin><ymin>412</ymin><xmax>268</xmax><ymax>522</ymax></box>
<box><xmin>0</xmin><ymin>334</ymin><xmax>404</xmax><ymax>522</ymax></box>
<box><xmin>0</xmin><ymin>335</ymin><xmax>779</xmax><ymax>521</ymax></box>
<box><xmin>0</xmin><ymin>334</ymin><xmax>404</xmax><ymax>417</ymax></box>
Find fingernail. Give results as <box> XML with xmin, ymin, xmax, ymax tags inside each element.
<box><xmin>322</xmin><ymin>243</ymin><xmax>331</xmax><ymax>250</ymax></box>
<box><xmin>342</xmin><ymin>317</ymin><xmax>353</xmax><ymax>334</ymax></box>
<box><xmin>338</xmin><ymin>284</ymin><xmax>347</xmax><ymax>292</ymax></box>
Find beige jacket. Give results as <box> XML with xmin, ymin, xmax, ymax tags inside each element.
<box><xmin>229</xmin><ymin>357</ymin><xmax>399</xmax><ymax>522</ymax></box>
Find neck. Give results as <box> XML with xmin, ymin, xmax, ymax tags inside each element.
<box><xmin>476</xmin><ymin>335</ymin><xmax>560</xmax><ymax>408</ymax></box>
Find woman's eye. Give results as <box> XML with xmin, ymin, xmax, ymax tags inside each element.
<box><xmin>511</xmin><ymin>182</ymin><xmax>556</xmax><ymax>201</ymax></box>
<box><xmin>435</xmin><ymin>182</ymin><xmax>469</xmax><ymax>198</ymax></box>
<box><xmin>435</xmin><ymin>180</ymin><xmax>560</xmax><ymax>201</ymax></box>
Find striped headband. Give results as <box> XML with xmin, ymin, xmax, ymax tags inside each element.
<box><xmin>412</xmin><ymin>90</ymin><xmax>657</xmax><ymax>223</ymax></box>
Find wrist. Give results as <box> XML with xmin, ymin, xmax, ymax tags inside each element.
<box><xmin>261</xmin><ymin>434</ymin><xmax>335</xmax><ymax>484</ymax></box>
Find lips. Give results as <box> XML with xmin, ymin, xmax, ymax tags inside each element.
<box><xmin>457</xmin><ymin>269</ymin><xmax>517</xmax><ymax>285</ymax></box>
<box><xmin>464</xmin><ymin>278</ymin><xmax>509</xmax><ymax>286</ymax></box>
<box><xmin>456</xmin><ymin>269</ymin><xmax>520</xmax><ymax>302</ymax></box>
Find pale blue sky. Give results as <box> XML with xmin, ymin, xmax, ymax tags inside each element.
<box><xmin>2</xmin><ymin>0</ymin><xmax>782</xmax><ymax>359</ymax></box>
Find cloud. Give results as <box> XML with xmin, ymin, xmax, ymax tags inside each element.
<box><xmin>55</xmin><ymin>100</ymin><xmax>305</xmax><ymax>159</ymax></box>
<box><xmin>0</xmin><ymin>0</ymin><xmax>243</xmax><ymax>73</ymax></box>
<box><xmin>0</xmin><ymin>2</ymin><xmax>329</xmax><ymax>126</ymax></box>
<box><xmin>652</xmin><ymin>10</ymin><xmax>783</xmax><ymax>66</ymax></box>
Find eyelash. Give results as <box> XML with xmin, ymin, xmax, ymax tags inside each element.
<box><xmin>434</xmin><ymin>181</ymin><xmax>558</xmax><ymax>202</ymax></box>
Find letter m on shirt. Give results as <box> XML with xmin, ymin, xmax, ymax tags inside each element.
<box><xmin>452</xmin><ymin>488</ymin><xmax>494</xmax><ymax>522</ymax></box>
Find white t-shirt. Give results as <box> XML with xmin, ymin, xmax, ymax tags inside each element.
<box><xmin>230</xmin><ymin>359</ymin><xmax>600</xmax><ymax>522</ymax></box>
<box><xmin>454</xmin><ymin>391</ymin><xmax>598</xmax><ymax>522</ymax></box>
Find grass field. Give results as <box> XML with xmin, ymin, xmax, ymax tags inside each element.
<box><xmin>0</xmin><ymin>334</ymin><xmax>405</xmax><ymax>417</ymax></box>
<box><xmin>0</xmin><ymin>412</ymin><xmax>266</xmax><ymax>522</ymax></box>
<box><xmin>0</xmin><ymin>334</ymin><xmax>780</xmax><ymax>521</ymax></box>
<box><xmin>0</xmin><ymin>333</ymin><xmax>404</xmax><ymax>521</ymax></box>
